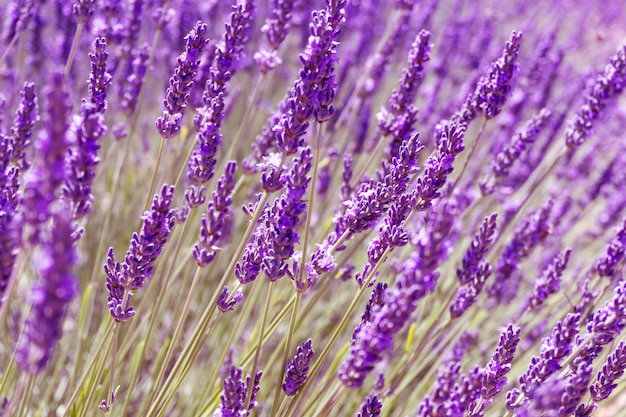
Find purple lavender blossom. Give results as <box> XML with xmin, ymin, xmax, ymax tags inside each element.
<box><xmin>63</xmin><ymin>38</ymin><xmax>112</xmax><ymax>220</ymax></box>
<box><xmin>527</xmin><ymin>249</ymin><xmax>571</xmax><ymax>310</ymax></box>
<box><xmin>104</xmin><ymin>185</ymin><xmax>176</xmax><ymax>322</ymax></box>
<box><xmin>481</xmin><ymin>108</ymin><xmax>551</xmax><ymax>194</ymax></box>
<box><xmin>73</xmin><ymin>0</ymin><xmax>96</xmax><ymax>22</ymax></box>
<box><xmin>261</xmin><ymin>146</ymin><xmax>313</xmax><ymax>281</ymax></box>
<box><xmin>451</xmin><ymin>213</ymin><xmax>497</xmax><ymax>318</ymax></box>
<box><xmin>590</xmin><ymin>340</ymin><xmax>626</xmax><ymax>402</ymax></box>
<box><xmin>156</xmin><ymin>21</ymin><xmax>208</xmax><ymax>139</ymax></box>
<box><xmin>558</xmin><ymin>357</ymin><xmax>594</xmax><ymax>416</ymax></box>
<box><xmin>186</xmin><ymin>1</ymin><xmax>254</xmax><ymax>186</ymax></box>
<box><xmin>414</xmin><ymin>119</ymin><xmax>466</xmax><ymax>211</ymax></box>
<box><xmin>357</xmin><ymin>394</ymin><xmax>383</xmax><ymax>417</ymax></box>
<box><xmin>378</xmin><ymin>29</ymin><xmax>431</xmax><ymax>160</ymax></box>
<box><xmin>565</xmin><ymin>44</ymin><xmax>626</xmax><ymax>148</ymax></box>
<box><xmin>245</xmin><ymin>0</ymin><xmax>346</xmax><ymax>171</ymax></box>
<box><xmin>255</xmin><ymin>0</ymin><xmax>298</xmax><ymax>72</ymax></box>
<box><xmin>10</xmin><ymin>82</ymin><xmax>38</xmax><ymax>170</ymax></box>
<box><xmin>467</xmin><ymin>325</ymin><xmax>520</xmax><ymax>416</ymax></box>
<box><xmin>21</xmin><ymin>73</ymin><xmax>70</xmax><ymax>242</ymax></box>
<box><xmin>283</xmin><ymin>338</ymin><xmax>314</xmax><ymax>396</ymax></box>
<box><xmin>16</xmin><ymin>208</ymin><xmax>77</xmax><ymax>374</ymax></box>
<box><xmin>514</xmin><ymin>313</ymin><xmax>581</xmax><ymax>403</ymax></box>
<box><xmin>216</xmin><ymin>366</ymin><xmax>262</xmax><ymax>417</ymax></box>
<box><xmin>121</xmin><ymin>45</ymin><xmax>149</xmax><ymax>115</ymax></box>
<box><xmin>338</xmin><ymin>268</ymin><xmax>439</xmax><ymax>388</ymax></box>
<box><xmin>487</xmin><ymin>201</ymin><xmax>553</xmax><ymax>305</ymax></box>
<box><xmin>193</xmin><ymin>161</ymin><xmax>237</xmax><ymax>267</ymax></box>
<box><xmin>417</xmin><ymin>361</ymin><xmax>462</xmax><ymax>417</ymax></box>
<box><xmin>596</xmin><ymin>218</ymin><xmax>626</xmax><ymax>279</ymax></box>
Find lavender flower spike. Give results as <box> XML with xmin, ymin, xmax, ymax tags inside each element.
<box><xmin>16</xmin><ymin>208</ymin><xmax>77</xmax><ymax>374</ymax></box>
<box><xmin>156</xmin><ymin>21</ymin><xmax>208</xmax><ymax>139</ymax></box>
<box><xmin>468</xmin><ymin>325</ymin><xmax>520</xmax><ymax>416</ymax></box>
<box><xmin>357</xmin><ymin>394</ymin><xmax>383</xmax><ymax>417</ymax></box>
<box><xmin>216</xmin><ymin>366</ymin><xmax>262</xmax><ymax>417</ymax></box>
<box><xmin>64</xmin><ymin>37</ymin><xmax>112</xmax><ymax>220</ymax></box>
<box><xmin>590</xmin><ymin>340</ymin><xmax>626</xmax><ymax>402</ymax></box>
<box><xmin>283</xmin><ymin>339</ymin><xmax>314</xmax><ymax>396</ymax></box>
<box><xmin>105</xmin><ymin>185</ymin><xmax>176</xmax><ymax>322</ymax></box>
<box><xmin>10</xmin><ymin>82</ymin><xmax>39</xmax><ymax>170</ymax></box>
<box><xmin>450</xmin><ymin>213</ymin><xmax>498</xmax><ymax>318</ymax></box>
<box><xmin>566</xmin><ymin>44</ymin><xmax>626</xmax><ymax>149</ymax></box>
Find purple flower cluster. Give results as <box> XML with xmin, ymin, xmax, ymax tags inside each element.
<box><xmin>10</xmin><ymin>82</ymin><xmax>38</xmax><ymax>170</ymax></box>
<box><xmin>156</xmin><ymin>21</ymin><xmax>208</xmax><ymax>139</ymax></box>
<box><xmin>16</xmin><ymin>208</ymin><xmax>77</xmax><ymax>374</ymax></box>
<box><xmin>63</xmin><ymin>37</ymin><xmax>112</xmax><ymax>220</ymax></box>
<box><xmin>487</xmin><ymin>201</ymin><xmax>553</xmax><ymax>305</ymax></box>
<box><xmin>193</xmin><ymin>161</ymin><xmax>237</xmax><ymax>267</ymax></box>
<box><xmin>236</xmin><ymin>146</ymin><xmax>312</xmax><ymax>283</ymax></box>
<box><xmin>283</xmin><ymin>338</ymin><xmax>314</xmax><ymax>396</ymax></box>
<box><xmin>451</xmin><ymin>213</ymin><xmax>498</xmax><ymax>318</ymax></box>
<box><xmin>216</xmin><ymin>366</ymin><xmax>262</xmax><ymax>417</ymax></box>
<box><xmin>104</xmin><ymin>185</ymin><xmax>176</xmax><ymax>322</ymax></box>
<box><xmin>186</xmin><ymin>1</ymin><xmax>254</xmax><ymax>186</ymax></box>
<box><xmin>565</xmin><ymin>44</ymin><xmax>626</xmax><ymax>148</ymax></box>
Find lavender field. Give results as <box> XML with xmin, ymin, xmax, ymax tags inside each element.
<box><xmin>2</xmin><ymin>0</ymin><xmax>626</xmax><ymax>416</ymax></box>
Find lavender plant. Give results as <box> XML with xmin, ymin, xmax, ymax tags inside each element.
<box><xmin>3</xmin><ymin>1</ymin><xmax>626</xmax><ymax>416</ymax></box>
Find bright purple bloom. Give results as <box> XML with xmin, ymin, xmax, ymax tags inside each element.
<box><xmin>487</xmin><ymin>201</ymin><xmax>553</xmax><ymax>305</ymax></box>
<box><xmin>104</xmin><ymin>185</ymin><xmax>176</xmax><ymax>322</ymax></box>
<box><xmin>558</xmin><ymin>357</ymin><xmax>594</xmax><ymax>416</ymax></box>
<box><xmin>21</xmin><ymin>73</ymin><xmax>70</xmax><ymax>242</ymax></box>
<box><xmin>255</xmin><ymin>0</ymin><xmax>298</xmax><ymax>72</ymax></box>
<box><xmin>156</xmin><ymin>21</ymin><xmax>208</xmax><ymax>139</ymax></box>
<box><xmin>73</xmin><ymin>0</ymin><xmax>96</xmax><ymax>22</ymax></box>
<box><xmin>481</xmin><ymin>108</ymin><xmax>551</xmax><ymax>194</ymax></box>
<box><xmin>15</xmin><ymin>208</ymin><xmax>77</xmax><ymax>374</ymax></box>
<box><xmin>378</xmin><ymin>29</ymin><xmax>431</xmax><ymax>160</ymax></box>
<box><xmin>216</xmin><ymin>286</ymin><xmax>244</xmax><ymax>313</ymax></box>
<box><xmin>573</xmin><ymin>281</ymin><xmax>626</xmax><ymax>371</ymax></box>
<box><xmin>451</xmin><ymin>213</ymin><xmax>497</xmax><ymax>318</ymax></box>
<box><xmin>417</xmin><ymin>361</ymin><xmax>462</xmax><ymax>417</ymax></box>
<box><xmin>457</xmin><ymin>32</ymin><xmax>522</xmax><ymax>124</ymax></box>
<box><xmin>356</xmin><ymin>394</ymin><xmax>383</xmax><ymax>417</ymax></box>
<box><xmin>514</xmin><ymin>313</ymin><xmax>581</xmax><ymax>403</ymax></box>
<box><xmin>339</xmin><ymin>267</ymin><xmax>439</xmax><ymax>388</ymax></box>
<box><xmin>527</xmin><ymin>249</ymin><xmax>571</xmax><ymax>310</ymax></box>
<box><xmin>186</xmin><ymin>1</ymin><xmax>254</xmax><ymax>186</ymax></box>
<box><xmin>283</xmin><ymin>339</ymin><xmax>314</xmax><ymax>396</ymax></box>
<box><xmin>193</xmin><ymin>161</ymin><xmax>237</xmax><ymax>267</ymax></box>
<box><xmin>467</xmin><ymin>325</ymin><xmax>520</xmax><ymax>416</ymax></box>
<box><xmin>596</xmin><ymin>218</ymin><xmax>626</xmax><ymax>279</ymax></box>
<box><xmin>245</xmin><ymin>0</ymin><xmax>346</xmax><ymax>170</ymax></box>
<box><xmin>63</xmin><ymin>38</ymin><xmax>112</xmax><ymax>220</ymax></box>
<box><xmin>121</xmin><ymin>45</ymin><xmax>149</xmax><ymax>115</ymax></box>
<box><xmin>565</xmin><ymin>44</ymin><xmax>626</xmax><ymax>148</ymax></box>
<box><xmin>10</xmin><ymin>82</ymin><xmax>38</xmax><ymax>170</ymax></box>
<box><xmin>414</xmin><ymin>119</ymin><xmax>466</xmax><ymax>211</ymax></box>
<box><xmin>216</xmin><ymin>366</ymin><xmax>262</xmax><ymax>417</ymax></box>
<box><xmin>590</xmin><ymin>340</ymin><xmax>626</xmax><ymax>402</ymax></box>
